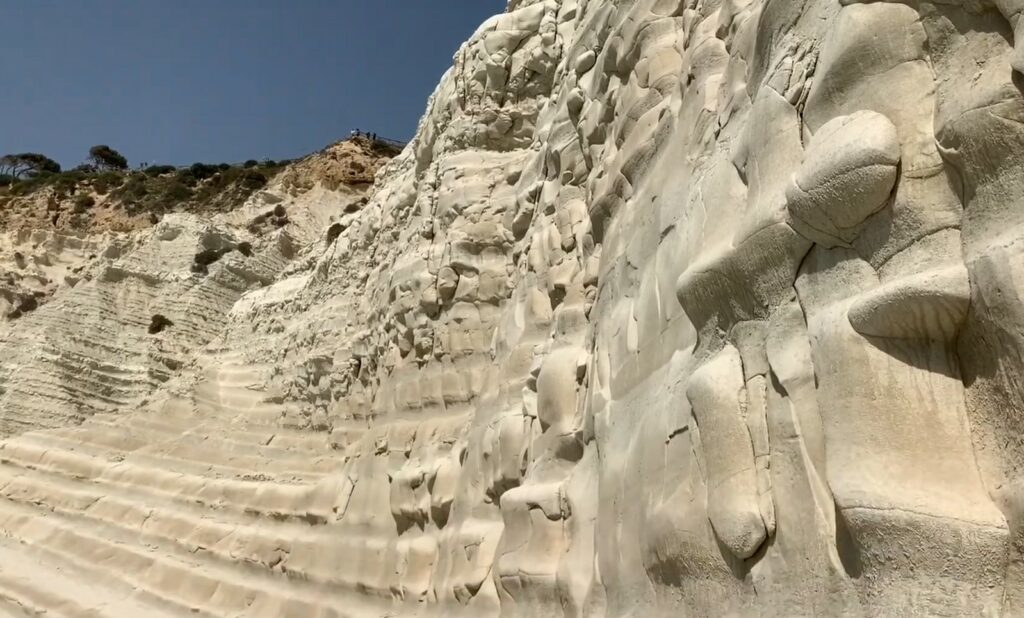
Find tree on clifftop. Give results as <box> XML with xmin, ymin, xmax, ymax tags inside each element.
<box><xmin>0</xmin><ymin>153</ymin><xmax>62</xmax><ymax>178</ymax></box>
<box><xmin>88</xmin><ymin>145</ymin><xmax>128</xmax><ymax>171</ymax></box>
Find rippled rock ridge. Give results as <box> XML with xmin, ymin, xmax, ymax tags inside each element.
<box><xmin>2</xmin><ymin>1</ymin><xmax>1024</xmax><ymax>616</ymax></box>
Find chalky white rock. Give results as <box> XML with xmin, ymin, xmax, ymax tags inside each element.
<box><xmin>2</xmin><ymin>0</ymin><xmax>1024</xmax><ymax>616</ymax></box>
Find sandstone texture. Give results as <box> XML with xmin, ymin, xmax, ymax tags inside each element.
<box><xmin>2</xmin><ymin>0</ymin><xmax>1024</xmax><ymax>616</ymax></box>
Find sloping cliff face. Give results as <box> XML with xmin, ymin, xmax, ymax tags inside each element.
<box><xmin>2</xmin><ymin>0</ymin><xmax>1024</xmax><ymax>616</ymax></box>
<box><xmin>0</xmin><ymin>139</ymin><xmax>383</xmax><ymax>438</ymax></box>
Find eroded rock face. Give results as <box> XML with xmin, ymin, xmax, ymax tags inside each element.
<box><xmin>1</xmin><ymin>1</ymin><xmax>1024</xmax><ymax>616</ymax></box>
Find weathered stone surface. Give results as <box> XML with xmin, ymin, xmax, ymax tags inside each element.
<box><xmin>2</xmin><ymin>0</ymin><xmax>1024</xmax><ymax>616</ymax></box>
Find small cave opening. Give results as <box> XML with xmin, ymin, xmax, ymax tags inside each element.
<box><xmin>235</xmin><ymin>241</ymin><xmax>253</xmax><ymax>257</ymax></box>
<box><xmin>148</xmin><ymin>314</ymin><xmax>174</xmax><ymax>335</ymax></box>
<box><xmin>326</xmin><ymin>222</ymin><xmax>346</xmax><ymax>247</ymax></box>
<box><xmin>5</xmin><ymin>295</ymin><xmax>39</xmax><ymax>320</ymax></box>
<box><xmin>192</xmin><ymin>247</ymin><xmax>231</xmax><ymax>275</ymax></box>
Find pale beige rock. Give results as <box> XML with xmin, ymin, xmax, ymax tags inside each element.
<box><xmin>685</xmin><ymin>345</ymin><xmax>765</xmax><ymax>560</ymax></box>
<box><xmin>786</xmin><ymin>110</ymin><xmax>900</xmax><ymax>248</ymax></box>
<box><xmin>2</xmin><ymin>0</ymin><xmax>1024</xmax><ymax>616</ymax></box>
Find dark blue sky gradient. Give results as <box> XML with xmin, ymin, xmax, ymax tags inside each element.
<box><xmin>0</xmin><ymin>1</ymin><xmax>504</xmax><ymax>168</ymax></box>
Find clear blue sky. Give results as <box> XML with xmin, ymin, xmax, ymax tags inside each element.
<box><xmin>0</xmin><ymin>1</ymin><xmax>505</xmax><ymax>168</ymax></box>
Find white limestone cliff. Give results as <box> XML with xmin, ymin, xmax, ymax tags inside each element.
<box><xmin>2</xmin><ymin>1</ymin><xmax>1024</xmax><ymax>616</ymax></box>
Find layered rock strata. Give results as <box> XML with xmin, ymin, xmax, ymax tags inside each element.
<box><xmin>2</xmin><ymin>0</ymin><xmax>1024</xmax><ymax>616</ymax></box>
